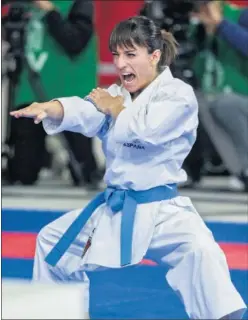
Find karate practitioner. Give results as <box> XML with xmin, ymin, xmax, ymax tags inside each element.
<box><xmin>10</xmin><ymin>16</ymin><xmax>246</xmax><ymax>320</ymax></box>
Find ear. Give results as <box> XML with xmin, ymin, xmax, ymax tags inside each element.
<box><xmin>150</xmin><ymin>49</ymin><xmax>161</xmax><ymax>65</ymax></box>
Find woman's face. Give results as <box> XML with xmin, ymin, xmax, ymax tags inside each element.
<box><xmin>112</xmin><ymin>44</ymin><xmax>161</xmax><ymax>93</ymax></box>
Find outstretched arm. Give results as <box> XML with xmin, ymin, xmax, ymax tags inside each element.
<box><xmin>42</xmin><ymin>97</ymin><xmax>106</xmax><ymax>137</ymax></box>
<box><xmin>10</xmin><ymin>84</ymin><xmax>122</xmax><ymax>137</ymax></box>
<box><xmin>10</xmin><ymin>98</ymin><xmax>105</xmax><ymax>138</ymax></box>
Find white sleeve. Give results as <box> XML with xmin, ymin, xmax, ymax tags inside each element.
<box><xmin>42</xmin><ymin>96</ymin><xmax>105</xmax><ymax>137</ymax></box>
<box><xmin>42</xmin><ymin>83</ymin><xmax>120</xmax><ymax>137</ymax></box>
<box><xmin>113</xmin><ymin>87</ymin><xmax>198</xmax><ymax>145</ymax></box>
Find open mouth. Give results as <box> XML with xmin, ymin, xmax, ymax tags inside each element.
<box><xmin>122</xmin><ymin>73</ymin><xmax>135</xmax><ymax>83</ymax></box>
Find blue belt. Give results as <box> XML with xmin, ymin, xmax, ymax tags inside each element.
<box><xmin>45</xmin><ymin>184</ymin><xmax>178</xmax><ymax>267</ymax></box>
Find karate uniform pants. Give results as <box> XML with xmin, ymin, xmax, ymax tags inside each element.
<box><xmin>33</xmin><ymin>196</ymin><xmax>247</xmax><ymax>319</ymax></box>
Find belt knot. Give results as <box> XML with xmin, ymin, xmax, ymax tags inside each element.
<box><xmin>104</xmin><ymin>187</ymin><xmax>128</xmax><ymax>213</ymax></box>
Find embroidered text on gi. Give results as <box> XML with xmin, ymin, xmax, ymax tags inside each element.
<box><xmin>123</xmin><ymin>143</ymin><xmax>145</xmax><ymax>150</ymax></box>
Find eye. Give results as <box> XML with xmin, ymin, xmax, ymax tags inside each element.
<box><xmin>127</xmin><ymin>53</ymin><xmax>135</xmax><ymax>57</ymax></box>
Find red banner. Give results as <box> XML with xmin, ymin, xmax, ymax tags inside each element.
<box><xmin>227</xmin><ymin>0</ymin><xmax>248</xmax><ymax>7</ymax></box>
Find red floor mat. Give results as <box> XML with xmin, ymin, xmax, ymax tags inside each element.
<box><xmin>2</xmin><ymin>232</ymin><xmax>248</xmax><ymax>270</ymax></box>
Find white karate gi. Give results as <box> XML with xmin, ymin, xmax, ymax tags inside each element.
<box><xmin>33</xmin><ymin>68</ymin><xmax>247</xmax><ymax>319</ymax></box>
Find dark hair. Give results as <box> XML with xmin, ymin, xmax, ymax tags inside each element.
<box><xmin>109</xmin><ymin>15</ymin><xmax>178</xmax><ymax>72</ymax></box>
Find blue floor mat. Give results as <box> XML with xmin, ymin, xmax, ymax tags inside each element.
<box><xmin>2</xmin><ymin>259</ymin><xmax>247</xmax><ymax>319</ymax></box>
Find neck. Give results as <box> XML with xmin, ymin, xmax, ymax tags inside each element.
<box><xmin>130</xmin><ymin>89</ymin><xmax>142</xmax><ymax>101</ymax></box>
<box><xmin>131</xmin><ymin>72</ymin><xmax>159</xmax><ymax>101</ymax></box>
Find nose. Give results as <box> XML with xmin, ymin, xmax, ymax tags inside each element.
<box><xmin>114</xmin><ymin>55</ymin><xmax>127</xmax><ymax>70</ymax></box>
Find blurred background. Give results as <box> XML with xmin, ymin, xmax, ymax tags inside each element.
<box><xmin>1</xmin><ymin>0</ymin><xmax>248</xmax><ymax>319</ymax></box>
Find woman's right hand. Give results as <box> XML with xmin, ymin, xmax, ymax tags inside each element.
<box><xmin>10</xmin><ymin>100</ymin><xmax>64</xmax><ymax>124</ymax></box>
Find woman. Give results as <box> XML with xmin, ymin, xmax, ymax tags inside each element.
<box><xmin>10</xmin><ymin>16</ymin><xmax>246</xmax><ymax>320</ymax></box>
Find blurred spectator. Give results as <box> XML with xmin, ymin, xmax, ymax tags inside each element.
<box><xmin>4</xmin><ymin>0</ymin><xmax>102</xmax><ymax>187</ymax></box>
<box><xmin>192</xmin><ymin>1</ymin><xmax>248</xmax><ymax>191</ymax></box>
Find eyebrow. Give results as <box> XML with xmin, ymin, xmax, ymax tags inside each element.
<box><xmin>112</xmin><ymin>49</ymin><xmax>137</xmax><ymax>54</ymax></box>
<box><xmin>125</xmin><ymin>48</ymin><xmax>136</xmax><ymax>51</ymax></box>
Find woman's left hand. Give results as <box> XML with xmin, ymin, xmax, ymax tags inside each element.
<box><xmin>88</xmin><ymin>88</ymin><xmax>125</xmax><ymax>119</ymax></box>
